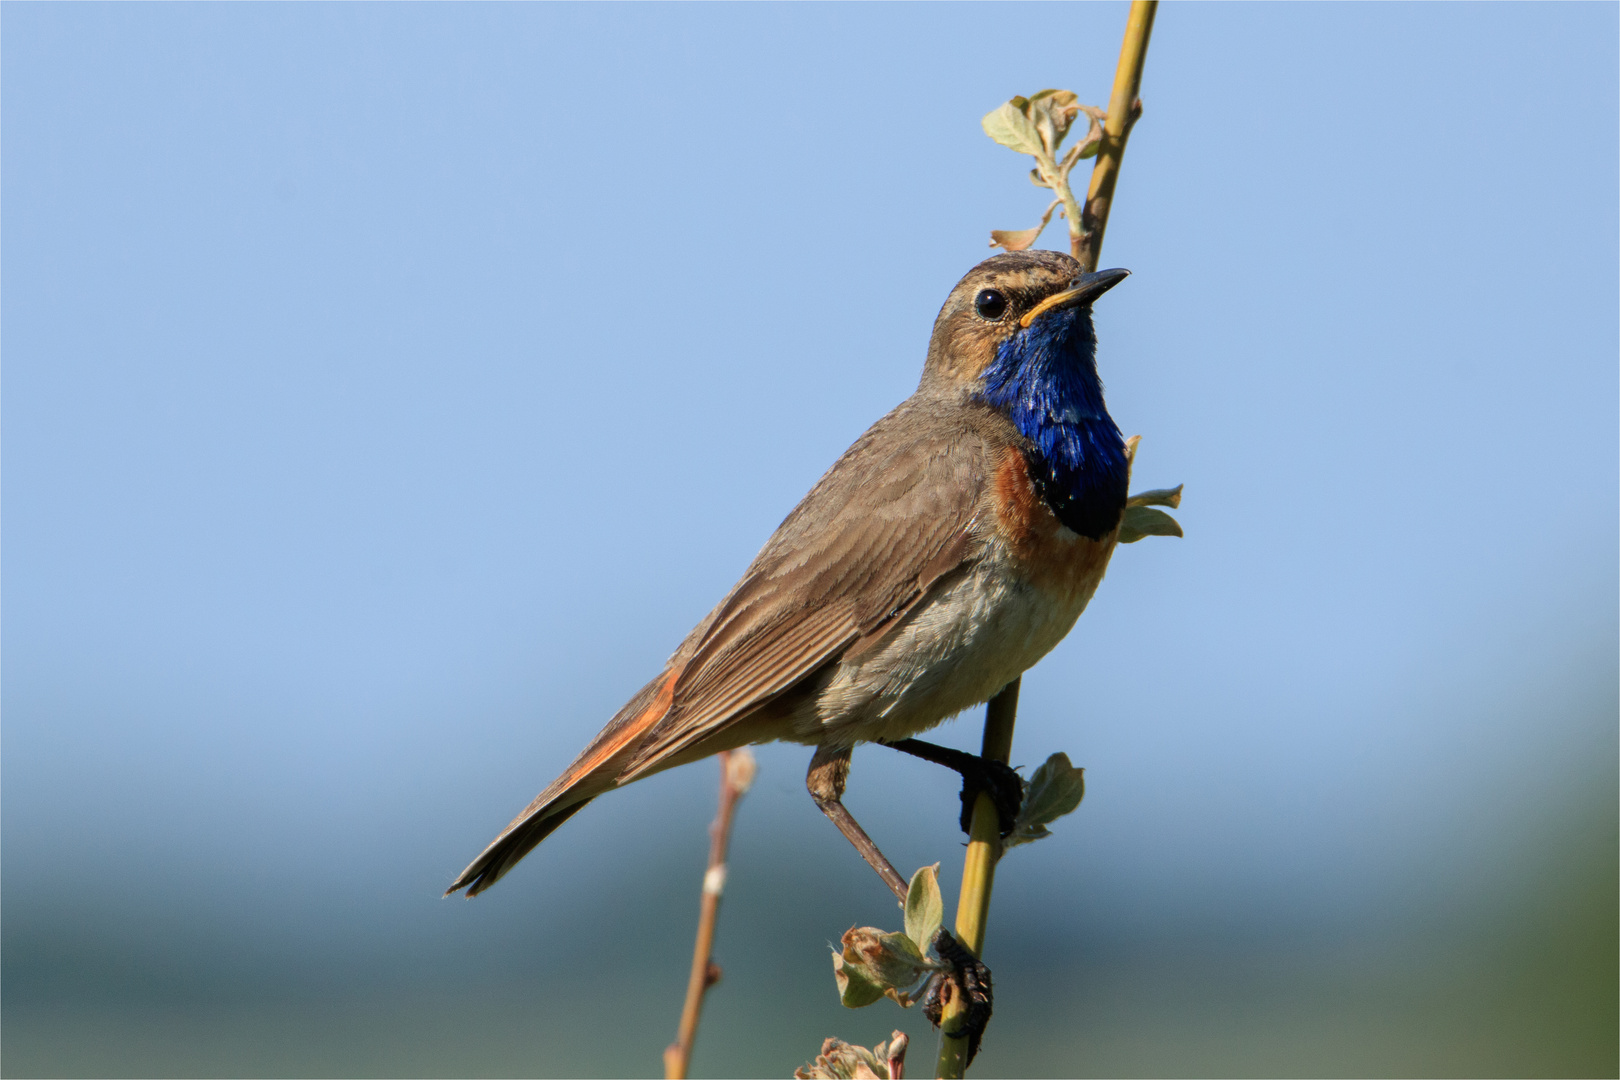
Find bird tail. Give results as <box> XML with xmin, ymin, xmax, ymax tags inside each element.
<box><xmin>446</xmin><ymin>798</ymin><xmax>594</xmax><ymax>897</ymax></box>
<box><xmin>446</xmin><ymin>668</ymin><xmax>680</xmax><ymax>897</ymax></box>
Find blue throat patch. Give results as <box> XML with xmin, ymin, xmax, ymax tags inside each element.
<box><xmin>978</xmin><ymin>304</ymin><xmax>1128</xmax><ymax>540</ymax></box>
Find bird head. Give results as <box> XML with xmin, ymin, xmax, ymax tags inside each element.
<box><xmin>920</xmin><ymin>250</ymin><xmax>1129</xmax><ymax>392</ymax></box>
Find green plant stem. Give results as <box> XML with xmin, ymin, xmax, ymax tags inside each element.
<box><xmin>934</xmin><ymin>682</ymin><xmax>1019</xmax><ymax>1078</ymax></box>
<box><xmin>1076</xmin><ymin>0</ymin><xmax>1157</xmax><ymax>272</ymax></box>
<box><xmin>936</xmin><ymin>4</ymin><xmax>1158</xmax><ymax>1075</ymax></box>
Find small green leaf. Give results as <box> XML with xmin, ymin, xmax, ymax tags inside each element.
<box><xmin>904</xmin><ymin>865</ymin><xmax>943</xmax><ymax>951</ymax></box>
<box><xmin>1006</xmin><ymin>752</ymin><xmax>1086</xmax><ymax>848</ymax></box>
<box><xmin>879</xmin><ymin>929</ymin><xmax>927</xmax><ymax>967</ymax></box>
<box><xmin>1118</xmin><ymin>505</ymin><xmax>1183</xmax><ymax>543</ymax></box>
<box><xmin>834</xmin><ymin>926</ymin><xmax>937</xmax><ymax>1009</ymax></box>
<box><xmin>981</xmin><ymin>100</ymin><xmax>1043</xmax><ymax>157</ymax></box>
<box><xmin>863</xmin><ymin>929</ymin><xmax>932</xmax><ymax>987</ymax></box>
<box><xmin>832</xmin><ymin>950</ymin><xmax>886</xmax><ymax>1008</ymax></box>
<box><xmin>1127</xmin><ymin>484</ymin><xmax>1183</xmax><ymax>509</ymax></box>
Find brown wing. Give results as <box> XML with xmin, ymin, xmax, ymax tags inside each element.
<box><xmin>448</xmin><ymin>397</ymin><xmax>1001</xmax><ymax>898</ymax></box>
<box><xmin>617</xmin><ymin>398</ymin><xmax>994</xmax><ymax>777</ymax></box>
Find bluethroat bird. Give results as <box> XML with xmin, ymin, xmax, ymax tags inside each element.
<box><xmin>449</xmin><ymin>250</ymin><xmax>1132</xmax><ymax>902</ymax></box>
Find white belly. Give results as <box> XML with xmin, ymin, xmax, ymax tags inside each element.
<box><xmin>787</xmin><ymin>543</ymin><xmax>1107</xmax><ymax>747</ymax></box>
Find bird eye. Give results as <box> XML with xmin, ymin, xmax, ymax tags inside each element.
<box><xmin>974</xmin><ymin>289</ymin><xmax>1009</xmax><ymax>321</ymax></box>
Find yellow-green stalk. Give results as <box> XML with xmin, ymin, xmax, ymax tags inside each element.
<box><xmin>935</xmin><ymin>4</ymin><xmax>1158</xmax><ymax>1074</ymax></box>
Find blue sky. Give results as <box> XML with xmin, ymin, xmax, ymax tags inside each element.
<box><xmin>4</xmin><ymin>5</ymin><xmax>1616</xmax><ymax>1076</ymax></box>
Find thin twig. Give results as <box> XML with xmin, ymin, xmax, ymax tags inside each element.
<box><xmin>664</xmin><ymin>748</ymin><xmax>756</xmax><ymax>1080</ymax></box>
<box><xmin>936</xmin><ymin>4</ymin><xmax>1158</xmax><ymax>1075</ymax></box>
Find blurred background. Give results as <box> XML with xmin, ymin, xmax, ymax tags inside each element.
<box><xmin>4</xmin><ymin>4</ymin><xmax>1615</xmax><ymax>1077</ymax></box>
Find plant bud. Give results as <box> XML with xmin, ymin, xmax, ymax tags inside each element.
<box><xmin>794</xmin><ymin>1037</ymin><xmax>890</xmax><ymax>1079</ymax></box>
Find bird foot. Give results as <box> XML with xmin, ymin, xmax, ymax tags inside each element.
<box><xmin>923</xmin><ymin>928</ymin><xmax>993</xmax><ymax>1064</ymax></box>
<box><xmin>880</xmin><ymin>739</ymin><xmax>1024</xmax><ymax>836</ymax></box>
<box><xmin>955</xmin><ymin>756</ymin><xmax>1024</xmax><ymax>837</ymax></box>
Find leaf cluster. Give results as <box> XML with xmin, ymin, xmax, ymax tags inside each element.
<box><xmin>982</xmin><ymin>90</ymin><xmax>1105</xmax><ymax>253</ymax></box>
<box><xmin>831</xmin><ymin>866</ymin><xmax>945</xmax><ymax>1009</ymax></box>
<box><xmin>1120</xmin><ymin>484</ymin><xmax>1184</xmax><ymax>543</ymax></box>
<box><xmin>794</xmin><ymin>1032</ymin><xmax>908</xmax><ymax>1080</ymax></box>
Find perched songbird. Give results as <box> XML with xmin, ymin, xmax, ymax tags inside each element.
<box><xmin>449</xmin><ymin>249</ymin><xmax>1133</xmax><ymax>901</ymax></box>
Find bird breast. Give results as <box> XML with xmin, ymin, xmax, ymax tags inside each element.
<box><xmin>988</xmin><ymin>446</ymin><xmax>1119</xmax><ymax>598</ymax></box>
<box><xmin>794</xmin><ymin>445</ymin><xmax>1118</xmax><ymax>747</ymax></box>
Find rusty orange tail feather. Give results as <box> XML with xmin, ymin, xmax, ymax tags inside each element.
<box><xmin>446</xmin><ymin>669</ymin><xmax>680</xmax><ymax>897</ymax></box>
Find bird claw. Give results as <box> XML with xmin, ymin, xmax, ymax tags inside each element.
<box><xmin>878</xmin><ymin>739</ymin><xmax>1024</xmax><ymax>837</ymax></box>
<box><xmin>923</xmin><ymin>928</ymin><xmax>993</xmax><ymax>1065</ymax></box>
<box><xmin>956</xmin><ymin>756</ymin><xmax>1024</xmax><ymax>837</ymax></box>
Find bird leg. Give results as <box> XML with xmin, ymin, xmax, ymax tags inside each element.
<box><xmin>811</xmin><ymin>744</ymin><xmax>996</xmax><ymax>1059</ymax></box>
<box><xmin>880</xmin><ymin>738</ymin><xmax>1024</xmax><ymax>836</ymax></box>
<box><xmin>806</xmin><ymin>744</ymin><xmax>909</xmax><ymax>901</ymax></box>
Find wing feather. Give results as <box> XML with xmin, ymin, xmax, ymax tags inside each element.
<box><xmin>618</xmin><ymin>400</ymin><xmax>996</xmax><ymax>778</ymax></box>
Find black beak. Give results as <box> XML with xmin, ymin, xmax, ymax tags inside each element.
<box><xmin>1019</xmin><ymin>267</ymin><xmax>1131</xmax><ymax>327</ymax></box>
